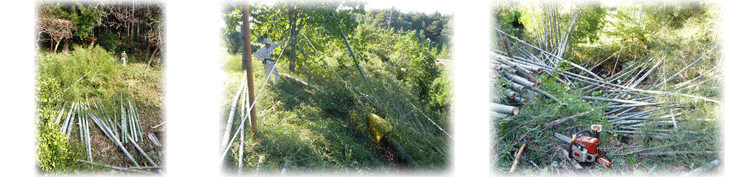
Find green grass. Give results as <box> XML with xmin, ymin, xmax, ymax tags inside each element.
<box><xmin>36</xmin><ymin>45</ymin><xmax>164</xmax><ymax>173</ymax></box>
<box><xmin>220</xmin><ymin>47</ymin><xmax>450</xmax><ymax>174</ymax></box>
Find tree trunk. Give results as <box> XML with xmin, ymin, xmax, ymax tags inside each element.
<box><xmin>146</xmin><ymin>47</ymin><xmax>159</xmax><ymax>71</ymax></box>
<box><xmin>288</xmin><ymin>3</ymin><xmax>297</xmax><ymax>72</ymax></box>
<box><xmin>63</xmin><ymin>39</ymin><xmax>70</xmax><ymax>53</ymax></box>
<box><xmin>53</xmin><ymin>40</ymin><xmax>61</xmax><ymax>54</ymax></box>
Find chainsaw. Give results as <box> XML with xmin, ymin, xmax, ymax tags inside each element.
<box><xmin>554</xmin><ymin>125</ymin><xmax>612</xmax><ymax>167</ymax></box>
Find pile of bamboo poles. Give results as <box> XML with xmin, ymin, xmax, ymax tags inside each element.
<box><xmin>490</xmin><ymin>52</ymin><xmax>547</xmax><ymax>119</ymax></box>
<box><xmin>491</xmin><ymin>1</ymin><xmax>721</xmax><ymax>138</ymax></box>
<box><xmin>492</xmin><ymin>31</ymin><xmax>720</xmax><ymax>137</ymax></box>
<box><xmin>55</xmin><ymin>96</ymin><xmax>161</xmax><ymax>174</ymax></box>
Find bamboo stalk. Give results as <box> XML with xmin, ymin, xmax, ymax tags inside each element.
<box><xmin>545</xmin><ymin>112</ymin><xmax>589</xmax><ymax>129</ymax></box>
<box><xmin>610</xmin><ymin>119</ymin><xmax>644</xmax><ymax>126</ymax></box>
<box><xmin>615</xmin><ymin>140</ymin><xmax>702</xmax><ymax>156</ymax></box>
<box><xmin>606</xmin><ymin>103</ymin><xmax>661</xmax><ymax>109</ymax></box>
<box><xmin>61</xmin><ymin>102</ymin><xmax>75</xmax><ymax>134</ymax></box>
<box><xmin>403</xmin><ymin>97</ymin><xmax>453</xmax><ymax>140</ymax></box>
<box><xmin>76</xmin><ymin>159</ymin><xmax>150</xmax><ymax>174</ymax></box>
<box><xmin>66</xmin><ymin>102</ymin><xmax>77</xmax><ymax>137</ymax></box>
<box><xmin>503</xmin><ymin>88</ymin><xmax>517</xmax><ymax>99</ymax></box>
<box><xmin>78</xmin><ymin>105</ymin><xmax>83</xmax><ymax>142</ymax></box>
<box><xmin>503</xmin><ymin>72</ymin><xmax>539</xmax><ymax>88</ymax></box>
<box><xmin>612</xmin><ymin>130</ymin><xmax>667</xmax><ymax>137</ymax></box>
<box><xmin>580</xmin><ymin>96</ymin><xmax>650</xmax><ymax>105</ymax></box>
<box><xmin>221</xmin><ymin>71</ymin><xmax>248</xmax><ymax>149</ymax></box>
<box><xmin>533</xmin><ymin>88</ymin><xmax>564</xmax><ymax>106</ymax></box>
<box><xmin>126</xmin><ymin>134</ymin><xmax>158</xmax><ymax>169</ymax></box>
<box><xmin>89</xmin><ymin>113</ymin><xmax>140</xmax><ymax>167</ymax></box>
<box><xmin>238</xmin><ymin>116</ymin><xmax>245</xmax><ymax>175</ymax></box>
<box><xmin>651</xmin><ymin>45</ymin><xmax>718</xmax><ymax>89</ymax></box>
<box><xmin>55</xmin><ymin>102</ymin><xmax>67</xmax><ymax>124</ymax></box>
<box><xmin>120</xmin><ymin>98</ymin><xmax>126</xmax><ymax>143</ymax></box>
<box><xmin>131</xmin><ymin>100</ymin><xmax>140</xmax><ymax>142</ymax></box>
<box><xmin>148</xmin><ymin>133</ymin><xmax>163</xmax><ymax>148</ymax></box>
<box><xmin>491</xmin><ymin>111</ymin><xmax>507</xmax><ymax>120</ymax></box>
<box><xmin>85</xmin><ymin>112</ymin><xmax>92</xmax><ymax>162</ymax></box>
<box><xmin>636</xmin><ymin>151</ymin><xmax>717</xmax><ymax>157</ymax></box>
<box><xmin>491</xmin><ymin>103</ymin><xmax>519</xmax><ymax>115</ymax></box>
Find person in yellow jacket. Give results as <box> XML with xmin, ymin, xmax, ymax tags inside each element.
<box><xmin>254</xmin><ymin>37</ymin><xmax>285</xmax><ymax>84</ymax></box>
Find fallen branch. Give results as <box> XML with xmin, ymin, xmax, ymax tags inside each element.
<box><xmin>510</xmin><ymin>139</ymin><xmax>528</xmax><ymax>173</ymax></box>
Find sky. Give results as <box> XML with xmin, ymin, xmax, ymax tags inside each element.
<box><xmin>364</xmin><ymin>0</ymin><xmax>455</xmax><ymax>15</ymax></box>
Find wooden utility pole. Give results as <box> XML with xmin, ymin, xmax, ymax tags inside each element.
<box><xmin>242</xmin><ymin>2</ymin><xmax>258</xmax><ymax>134</ymax></box>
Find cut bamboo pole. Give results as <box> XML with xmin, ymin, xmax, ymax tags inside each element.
<box><xmin>545</xmin><ymin>112</ymin><xmax>589</xmax><ymax>129</ymax></box>
<box><xmin>580</xmin><ymin>96</ymin><xmax>650</xmax><ymax>104</ymax></box>
<box><xmin>66</xmin><ymin>102</ymin><xmax>77</xmax><ymax>137</ymax></box>
<box><xmin>491</xmin><ymin>103</ymin><xmax>519</xmax><ymax>115</ymax></box>
<box><xmin>491</xmin><ymin>111</ymin><xmax>507</xmax><ymax>119</ymax></box>
<box><xmin>533</xmin><ymin>88</ymin><xmax>564</xmax><ymax>106</ymax></box>
<box><xmin>503</xmin><ymin>88</ymin><xmax>517</xmax><ymax>99</ymax></box>
<box><xmin>85</xmin><ymin>113</ymin><xmax>92</xmax><ymax>161</ymax></box>
<box><xmin>78</xmin><ymin>106</ymin><xmax>83</xmax><ymax>142</ymax></box>
<box><xmin>55</xmin><ymin>102</ymin><xmax>67</xmax><ymax>124</ymax></box>
<box><xmin>61</xmin><ymin>102</ymin><xmax>76</xmax><ymax>134</ymax></box>
<box><xmin>121</xmin><ymin>99</ymin><xmax>127</xmax><ymax>143</ymax></box>
<box><xmin>221</xmin><ymin>71</ymin><xmax>247</xmax><ymax>149</ymax></box>
<box><xmin>89</xmin><ymin>113</ymin><xmax>140</xmax><ymax>167</ymax></box>
<box><xmin>512</xmin><ymin>96</ymin><xmax>527</xmax><ymax>105</ymax></box>
<box><xmin>606</xmin><ymin>103</ymin><xmax>660</xmax><ymax>109</ymax></box>
<box><xmin>503</xmin><ymin>72</ymin><xmax>539</xmax><ymax>89</ymax></box>
<box><xmin>126</xmin><ymin>134</ymin><xmax>158</xmax><ymax>170</ymax></box>
<box><xmin>76</xmin><ymin>159</ymin><xmax>150</xmax><ymax>174</ymax></box>
<box><xmin>148</xmin><ymin>133</ymin><xmax>163</xmax><ymax>148</ymax></box>
<box><xmin>670</xmin><ymin>109</ymin><xmax>677</xmax><ymax>129</ymax></box>
<box><xmin>636</xmin><ymin>151</ymin><xmax>717</xmax><ymax>157</ymax></box>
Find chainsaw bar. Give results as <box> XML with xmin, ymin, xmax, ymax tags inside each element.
<box><xmin>554</xmin><ymin>133</ymin><xmax>572</xmax><ymax>143</ymax></box>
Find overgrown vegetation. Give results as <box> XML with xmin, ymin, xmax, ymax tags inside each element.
<box><xmin>36</xmin><ymin>42</ymin><xmax>163</xmax><ymax>173</ymax></box>
<box><xmin>220</xmin><ymin>2</ymin><xmax>452</xmax><ymax>174</ymax></box>
<box><xmin>492</xmin><ymin>1</ymin><xmax>721</xmax><ymax>175</ymax></box>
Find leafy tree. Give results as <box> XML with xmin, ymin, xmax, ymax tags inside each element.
<box><xmin>221</xmin><ymin>1</ymin><xmax>365</xmax><ymax>71</ymax></box>
<box><xmin>38</xmin><ymin>4</ymin><xmax>77</xmax><ymax>53</ymax></box>
<box><xmin>361</xmin><ymin>9</ymin><xmax>452</xmax><ymax>52</ymax></box>
<box><xmin>570</xmin><ymin>2</ymin><xmax>606</xmax><ymax>44</ymax></box>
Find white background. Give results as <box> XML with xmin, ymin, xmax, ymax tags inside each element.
<box><xmin>0</xmin><ymin>0</ymin><xmax>737</xmax><ymax>176</ymax></box>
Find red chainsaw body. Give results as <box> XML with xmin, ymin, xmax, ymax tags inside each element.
<box><xmin>570</xmin><ymin>135</ymin><xmax>611</xmax><ymax>167</ymax></box>
<box><xmin>575</xmin><ymin>136</ymin><xmax>599</xmax><ymax>154</ymax></box>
